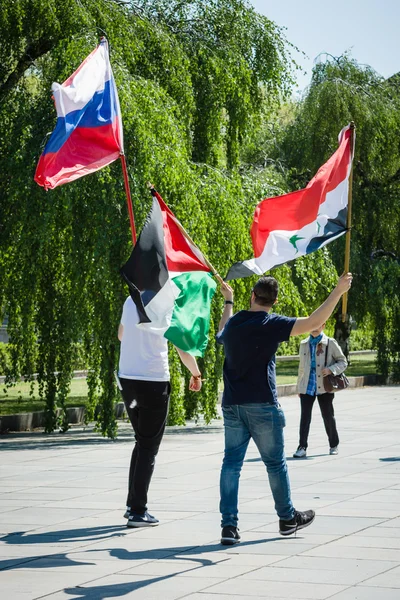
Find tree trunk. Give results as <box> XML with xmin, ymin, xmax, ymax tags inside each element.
<box><xmin>334</xmin><ymin>310</ymin><xmax>352</xmax><ymax>363</ymax></box>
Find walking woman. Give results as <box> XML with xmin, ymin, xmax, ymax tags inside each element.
<box><xmin>293</xmin><ymin>324</ymin><xmax>347</xmax><ymax>458</ymax></box>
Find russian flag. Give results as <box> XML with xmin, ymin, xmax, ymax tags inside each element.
<box><xmin>34</xmin><ymin>39</ymin><xmax>123</xmax><ymax>190</ymax></box>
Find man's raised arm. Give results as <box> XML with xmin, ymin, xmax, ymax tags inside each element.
<box><xmin>291</xmin><ymin>273</ymin><xmax>352</xmax><ymax>337</ymax></box>
<box><xmin>218</xmin><ymin>282</ymin><xmax>234</xmax><ymax>332</ymax></box>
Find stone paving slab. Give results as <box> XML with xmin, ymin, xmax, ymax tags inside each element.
<box><xmin>0</xmin><ymin>385</ymin><xmax>399</xmax><ymax>599</ymax></box>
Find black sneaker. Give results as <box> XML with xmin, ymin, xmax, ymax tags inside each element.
<box><xmin>279</xmin><ymin>510</ymin><xmax>315</xmax><ymax>536</ymax></box>
<box><xmin>123</xmin><ymin>507</ymin><xmax>131</xmax><ymax>519</ymax></box>
<box><xmin>127</xmin><ymin>511</ymin><xmax>159</xmax><ymax>528</ymax></box>
<box><xmin>221</xmin><ymin>525</ymin><xmax>241</xmax><ymax>545</ymax></box>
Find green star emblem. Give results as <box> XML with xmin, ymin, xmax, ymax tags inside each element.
<box><xmin>289</xmin><ymin>234</ymin><xmax>305</xmax><ymax>253</ymax></box>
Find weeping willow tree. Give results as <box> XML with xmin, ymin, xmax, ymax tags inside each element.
<box><xmin>0</xmin><ymin>0</ymin><xmax>343</xmax><ymax>436</ymax></box>
<box><xmin>277</xmin><ymin>54</ymin><xmax>400</xmax><ymax>378</ymax></box>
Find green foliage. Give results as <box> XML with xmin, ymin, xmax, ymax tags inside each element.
<box><xmin>2</xmin><ymin>5</ymin><xmax>386</xmax><ymax>437</ymax></box>
<box><xmin>0</xmin><ymin>343</ymin><xmax>11</xmax><ymax>375</ymax></box>
<box><xmin>370</xmin><ymin>258</ymin><xmax>400</xmax><ymax>380</ymax></box>
<box><xmin>349</xmin><ymin>319</ymin><xmax>374</xmax><ymax>352</ymax></box>
<box><xmin>0</xmin><ymin>0</ymin><xmax>301</xmax><ymax>435</ymax></box>
<box><xmin>277</xmin><ymin>54</ymin><xmax>400</xmax><ymax>376</ymax></box>
<box><xmin>137</xmin><ymin>0</ymin><xmax>297</xmax><ymax>168</ymax></box>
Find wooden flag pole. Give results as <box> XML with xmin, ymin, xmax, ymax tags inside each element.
<box><xmin>120</xmin><ymin>155</ymin><xmax>137</xmax><ymax>245</ymax></box>
<box><xmin>147</xmin><ymin>183</ymin><xmax>224</xmax><ymax>285</ymax></box>
<box><xmin>341</xmin><ymin>122</ymin><xmax>356</xmax><ymax>322</ymax></box>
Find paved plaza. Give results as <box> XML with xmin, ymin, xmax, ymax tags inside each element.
<box><xmin>0</xmin><ymin>385</ymin><xmax>400</xmax><ymax>600</ymax></box>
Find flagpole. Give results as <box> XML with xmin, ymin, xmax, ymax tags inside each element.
<box><xmin>147</xmin><ymin>183</ymin><xmax>224</xmax><ymax>285</ymax></box>
<box><xmin>341</xmin><ymin>122</ymin><xmax>356</xmax><ymax>322</ymax></box>
<box><xmin>120</xmin><ymin>155</ymin><xmax>137</xmax><ymax>245</ymax></box>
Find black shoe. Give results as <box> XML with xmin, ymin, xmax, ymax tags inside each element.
<box><xmin>127</xmin><ymin>511</ymin><xmax>159</xmax><ymax>528</ymax></box>
<box><xmin>123</xmin><ymin>507</ymin><xmax>131</xmax><ymax>519</ymax></box>
<box><xmin>221</xmin><ymin>525</ymin><xmax>241</xmax><ymax>545</ymax></box>
<box><xmin>279</xmin><ymin>510</ymin><xmax>315</xmax><ymax>536</ymax></box>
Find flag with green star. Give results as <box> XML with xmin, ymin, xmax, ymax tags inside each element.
<box><xmin>227</xmin><ymin>125</ymin><xmax>353</xmax><ymax>279</ymax></box>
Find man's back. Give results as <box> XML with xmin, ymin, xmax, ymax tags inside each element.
<box><xmin>217</xmin><ymin>310</ymin><xmax>295</xmax><ymax>406</ymax></box>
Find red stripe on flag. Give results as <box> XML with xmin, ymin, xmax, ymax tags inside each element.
<box><xmin>153</xmin><ymin>191</ymin><xmax>210</xmax><ymax>274</ymax></box>
<box><xmin>251</xmin><ymin>128</ymin><xmax>351</xmax><ymax>257</ymax></box>
<box><xmin>34</xmin><ymin>120</ymin><xmax>121</xmax><ymax>189</ymax></box>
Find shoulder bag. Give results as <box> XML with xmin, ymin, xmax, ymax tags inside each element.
<box><xmin>323</xmin><ymin>340</ymin><xmax>349</xmax><ymax>393</ymax></box>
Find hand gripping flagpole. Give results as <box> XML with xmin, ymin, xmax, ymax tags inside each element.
<box><xmin>341</xmin><ymin>122</ymin><xmax>356</xmax><ymax>322</ymax></box>
<box><xmin>147</xmin><ymin>183</ymin><xmax>224</xmax><ymax>285</ymax></box>
<box><xmin>121</xmin><ymin>155</ymin><xmax>137</xmax><ymax>245</ymax></box>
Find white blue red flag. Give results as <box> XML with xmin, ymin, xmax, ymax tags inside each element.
<box><xmin>34</xmin><ymin>39</ymin><xmax>123</xmax><ymax>190</ymax></box>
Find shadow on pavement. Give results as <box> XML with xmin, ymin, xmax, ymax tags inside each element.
<box><xmin>164</xmin><ymin>425</ymin><xmax>222</xmax><ymax>435</ymax></box>
<box><xmin>64</xmin><ymin>574</ymin><xmax>182</xmax><ymax>599</ymax></box>
<box><xmin>105</xmin><ymin>537</ymin><xmax>283</xmax><ymax>563</ymax></box>
<box><xmin>286</xmin><ymin>454</ymin><xmax>328</xmax><ymax>460</ymax></box>
<box><xmin>380</xmin><ymin>456</ymin><xmax>400</xmax><ymax>462</ymax></box>
<box><xmin>0</xmin><ymin>422</ymin><xmax>222</xmax><ymax>450</ymax></box>
<box><xmin>245</xmin><ymin>453</ymin><xmax>328</xmax><ymax>463</ymax></box>
<box><xmin>0</xmin><ymin>552</ymin><xmax>94</xmax><ymax>573</ymax></box>
<box><xmin>1</xmin><ymin>526</ymin><xmax>124</xmax><ymax>546</ymax></box>
<box><xmin>0</xmin><ymin>525</ymin><xmax>283</xmax><ymax>600</ymax></box>
<box><xmin>0</xmin><ymin>430</ymin><xmax>134</xmax><ymax>451</ymax></box>
<box><xmin>63</xmin><ymin>537</ymin><xmax>283</xmax><ymax>599</ymax></box>
<box><xmin>0</xmin><ymin>526</ymin><xmax>124</xmax><ymax>573</ymax></box>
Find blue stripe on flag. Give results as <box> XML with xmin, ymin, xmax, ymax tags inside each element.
<box><xmin>43</xmin><ymin>79</ymin><xmax>118</xmax><ymax>154</ymax></box>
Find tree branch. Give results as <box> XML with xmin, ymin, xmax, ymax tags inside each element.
<box><xmin>0</xmin><ymin>38</ymin><xmax>54</xmax><ymax>102</ymax></box>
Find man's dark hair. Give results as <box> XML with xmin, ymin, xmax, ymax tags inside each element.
<box><xmin>252</xmin><ymin>276</ymin><xmax>278</xmax><ymax>306</ymax></box>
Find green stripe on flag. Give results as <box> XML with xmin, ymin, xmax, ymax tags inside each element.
<box><xmin>164</xmin><ymin>271</ymin><xmax>217</xmax><ymax>357</ymax></box>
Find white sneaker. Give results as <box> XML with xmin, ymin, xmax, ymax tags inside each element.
<box><xmin>293</xmin><ymin>446</ymin><xmax>307</xmax><ymax>458</ymax></box>
<box><xmin>329</xmin><ymin>446</ymin><xmax>339</xmax><ymax>455</ymax></box>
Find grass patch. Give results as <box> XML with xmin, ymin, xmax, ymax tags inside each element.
<box><xmin>0</xmin><ymin>378</ymin><xmax>89</xmax><ymax>415</ymax></box>
<box><xmin>0</xmin><ymin>354</ymin><xmax>379</xmax><ymax>415</ymax></box>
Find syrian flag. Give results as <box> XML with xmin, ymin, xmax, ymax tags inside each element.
<box><xmin>121</xmin><ymin>190</ymin><xmax>217</xmax><ymax>357</ymax></box>
<box><xmin>226</xmin><ymin>125</ymin><xmax>354</xmax><ymax>280</ymax></box>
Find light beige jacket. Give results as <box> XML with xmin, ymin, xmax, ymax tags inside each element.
<box><xmin>297</xmin><ymin>333</ymin><xmax>347</xmax><ymax>395</ymax></box>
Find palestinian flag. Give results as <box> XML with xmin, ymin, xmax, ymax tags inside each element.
<box><xmin>121</xmin><ymin>190</ymin><xmax>217</xmax><ymax>357</ymax></box>
<box><xmin>226</xmin><ymin>125</ymin><xmax>354</xmax><ymax>280</ymax></box>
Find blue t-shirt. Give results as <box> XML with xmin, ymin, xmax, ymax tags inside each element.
<box><xmin>216</xmin><ymin>311</ymin><xmax>296</xmax><ymax>406</ymax></box>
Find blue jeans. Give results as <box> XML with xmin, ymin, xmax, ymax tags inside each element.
<box><xmin>220</xmin><ymin>403</ymin><xmax>294</xmax><ymax>527</ymax></box>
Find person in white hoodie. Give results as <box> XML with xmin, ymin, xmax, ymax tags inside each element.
<box><xmin>293</xmin><ymin>324</ymin><xmax>347</xmax><ymax>458</ymax></box>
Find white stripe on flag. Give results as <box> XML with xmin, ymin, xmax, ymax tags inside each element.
<box><xmin>240</xmin><ymin>176</ymin><xmax>349</xmax><ymax>274</ymax></box>
<box><xmin>52</xmin><ymin>44</ymin><xmax>112</xmax><ymax>118</ymax></box>
<box><xmin>136</xmin><ymin>278</ymin><xmax>180</xmax><ymax>335</ymax></box>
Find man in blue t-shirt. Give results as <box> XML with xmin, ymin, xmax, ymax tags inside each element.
<box><xmin>216</xmin><ymin>273</ymin><xmax>352</xmax><ymax>545</ymax></box>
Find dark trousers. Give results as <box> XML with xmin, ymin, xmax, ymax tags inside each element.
<box><xmin>119</xmin><ymin>378</ymin><xmax>170</xmax><ymax>514</ymax></box>
<box><xmin>299</xmin><ymin>393</ymin><xmax>339</xmax><ymax>449</ymax></box>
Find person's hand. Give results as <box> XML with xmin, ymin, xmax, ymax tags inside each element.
<box><xmin>322</xmin><ymin>367</ymin><xmax>332</xmax><ymax>376</ymax></box>
<box><xmin>220</xmin><ymin>281</ymin><xmax>234</xmax><ymax>303</ymax></box>
<box><xmin>189</xmin><ymin>375</ymin><xmax>202</xmax><ymax>392</ymax></box>
<box><xmin>335</xmin><ymin>273</ymin><xmax>353</xmax><ymax>295</ymax></box>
